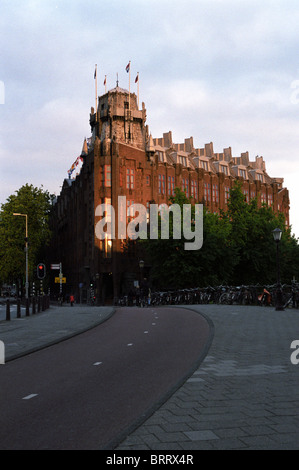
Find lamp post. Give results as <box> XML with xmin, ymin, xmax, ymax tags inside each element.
<box><xmin>139</xmin><ymin>259</ymin><xmax>144</xmax><ymax>288</ymax></box>
<box><xmin>272</xmin><ymin>228</ymin><xmax>284</xmax><ymax>311</ymax></box>
<box><xmin>13</xmin><ymin>213</ymin><xmax>29</xmax><ymax>300</ymax></box>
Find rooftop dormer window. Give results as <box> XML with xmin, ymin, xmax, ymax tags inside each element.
<box><xmin>257</xmin><ymin>173</ymin><xmax>264</xmax><ymax>183</ymax></box>
<box><xmin>220</xmin><ymin>164</ymin><xmax>228</xmax><ymax>175</ymax></box>
<box><xmin>158</xmin><ymin>151</ymin><xmax>165</xmax><ymax>163</ymax></box>
<box><xmin>179</xmin><ymin>155</ymin><xmax>187</xmax><ymax>166</ymax></box>
<box><xmin>201</xmin><ymin>160</ymin><xmax>209</xmax><ymax>171</ymax></box>
<box><xmin>239</xmin><ymin>168</ymin><xmax>247</xmax><ymax>179</ymax></box>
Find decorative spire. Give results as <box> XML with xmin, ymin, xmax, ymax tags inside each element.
<box><xmin>81</xmin><ymin>137</ymin><xmax>88</xmax><ymax>156</ymax></box>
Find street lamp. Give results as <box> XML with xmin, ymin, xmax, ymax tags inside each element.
<box><xmin>13</xmin><ymin>213</ymin><xmax>29</xmax><ymax>300</ymax></box>
<box><xmin>139</xmin><ymin>260</ymin><xmax>145</xmax><ymax>269</ymax></box>
<box><xmin>272</xmin><ymin>228</ymin><xmax>284</xmax><ymax>311</ymax></box>
<box><xmin>139</xmin><ymin>259</ymin><xmax>145</xmax><ymax>289</ymax></box>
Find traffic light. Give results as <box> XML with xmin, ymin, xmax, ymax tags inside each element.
<box><xmin>37</xmin><ymin>263</ymin><xmax>46</xmax><ymax>279</ymax></box>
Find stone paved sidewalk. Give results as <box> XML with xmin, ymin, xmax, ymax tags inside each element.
<box><xmin>116</xmin><ymin>304</ymin><xmax>299</xmax><ymax>450</ymax></box>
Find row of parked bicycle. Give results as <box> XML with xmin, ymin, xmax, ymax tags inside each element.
<box><xmin>117</xmin><ymin>283</ymin><xmax>299</xmax><ymax>309</ymax></box>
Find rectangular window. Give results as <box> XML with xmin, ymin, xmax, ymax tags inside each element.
<box><xmin>250</xmin><ymin>191</ymin><xmax>256</xmax><ymax>200</ymax></box>
<box><xmin>239</xmin><ymin>169</ymin><xmax>246</xmax><ymax>179</ymax></box>
<box><xmin>191</xmin><ymin>180</ymin><xmax>198</xmax><ymax>199</ymax></box>
<box><xmin>171</xmin><ymin>176</ymin><xmax>175</xmax><ymax>195</ymax></box>
<box><xmin>146</xmin><ymin>201</ymin><xmax>150</xmax><ymax>223</ymax></box>
<box><xmin>201</xmin><ymin>161</ymin><xmax>209</xmax><ymax>171</ymax></box>
<box><xmin>261</xmin><ymin>193</ymin><xmax>267</xmax><ymax>204</ymax></box>
<box><xmin>268</xmin><ymin>194</ymin><xmax>273</xmax><ymax>206</ymax></box>
<box><xmin>127</xmin><ymin>199</ymin><xmax>134</xmax><ymax>221</ymax></box>
<box><xmin>212</xmin><ymin>184</ymin><xmax>219</xmax><ymax>203</ymax></box>
<box><xmin>158</xmin><ymin>151</ymin><xmax>165</xmax><ymax>163</ymax></box>
<box><xmin>224</xmin><ymin>186</ymin><xmax>230</xmax><ymax>204</ymax></box>
<box><xmin>103</xmin><ymin>165</ymin><xmax>111</xmax><ymax>187</ymax></box>
<box><xmin>101</xmin><ymin>198</ymin><xmax>112</xmax><ymax>258</ymax></box>
<box><xmin>182</xmin><ymin>178</ymin><xmax>189</xmax><ymax>197</ymax></box>
<box><xmin>168</xmin><ymin>176</ymin><xmax>171</xmax><ymax>195</ymax></box>
<box><xmin>126</xmin><ymin>168</ymin><xmax>134</xmax><ymax>189</ymax></box>
<box><xmin>159</xmin><ymin>175</ymin><xmax>165</xmax><ymax>194</ymax></box>
<box><xmin>243</xmin><ymin>189</ymin><xmax>249</xmax><ymax>203</ymax></box>
<box><xmin>179</xmin><ymin>156</ymin><xmax>187</xmax><ymax>166</ymax></box>
<box><xmin>204</xmin><ymin>183</ymin><xmax>211</xmax><ymax>202</ymax></box>
<box><xmin>220</xmin><ymin>165</ymin><xmax>228</xmax><ymax>175</ymax></box>
<box><xmin>102</xmin><ymin>237</ymin><xmax>112</xmax><ymax>258</ymax></box>
<box><xmin>146</xmin><ymin>175</ymin><xmax>151</xmax><ymax>186</ymax></box>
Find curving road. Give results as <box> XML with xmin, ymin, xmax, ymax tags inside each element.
<box><xmin>0</xmin><ymin>306</ymin><xmax>212</xmax><ymax>450</ymax></box>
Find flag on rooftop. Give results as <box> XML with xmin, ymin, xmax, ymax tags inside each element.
<box><xmin>126</xmin><ymin>62</ymin><xmax>130</xmax><ymax>73</ymax></box>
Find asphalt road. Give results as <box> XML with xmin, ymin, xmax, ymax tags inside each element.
<box><xmin>0</xmin><ymin>306</ymin><xmax>211</xmax><ymax>450</ymax></box>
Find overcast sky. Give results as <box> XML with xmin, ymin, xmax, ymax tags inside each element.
<box><xmin>1</xmin><ymin>0</ymin><xmax>299</xmax><ymax>241</ymax></box>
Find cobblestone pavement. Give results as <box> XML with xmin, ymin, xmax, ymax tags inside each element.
<box><xmin>116</xmin><ymin>304</ymin><xmax>299</xmax><ymax>450</ymax></box>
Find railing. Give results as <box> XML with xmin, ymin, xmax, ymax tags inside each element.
<box><xmin>116</xmin><ymin>284</ymin><xmax>299</xmax><ymax>309</ymax></box>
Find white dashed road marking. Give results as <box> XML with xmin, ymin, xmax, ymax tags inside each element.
<box><xmin>22</xmin><ymin>394</ymin><xmax>38</xmax><ymax>400</ymax></box>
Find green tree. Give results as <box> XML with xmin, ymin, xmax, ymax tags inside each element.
<box><xmin>226</xmin><ymin>182</ymin><xmax>299</xmax><ymax>285</ymax></box>
<box><xmin>141</xmin><ymin>188</ymin><xmax>237</xmax><ymax>289</ymax></box>
<box><xmin>141</xmin><ymin>183</ymin><xmax>299</xmax><ymax>289</ymax></box>
<box><xmin>0</xmin><ymin>184</ymin><xmax>53</xmax><ymax>291</ymax></box>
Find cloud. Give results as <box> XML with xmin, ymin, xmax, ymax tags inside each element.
<box><xmin>0</xmin><ymin>0</ymin><xmax>298</xmax><ymax>237</ymax></box>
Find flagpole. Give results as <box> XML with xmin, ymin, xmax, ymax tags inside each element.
<box><xmin>137</xmin><ymin>72</ymin><xmax>139</xmax><ymax>109</ymax></box>
<box><xmin>128</xmin><ymin>61</ymin><xmax>131</xmax><ymax>112</ymax></box>
<box><xmin>95</xmin><ymin>64</ymin><xmax>98</xmax><ymax>112</ymax></box>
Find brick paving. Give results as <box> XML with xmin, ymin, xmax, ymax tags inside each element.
<box><xmin>116</xmin><ymin>304</ymin><xmax>299</xmax><ymax>450</ymax></box>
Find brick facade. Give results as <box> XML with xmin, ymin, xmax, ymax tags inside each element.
<box><xmin>50</xmin><ymin>86</ymin><xmax>290</xmax><ymax>304</ymax></box>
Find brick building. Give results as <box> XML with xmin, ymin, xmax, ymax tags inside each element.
<box><xmin>50</xmin><ymin>85</ymin><xmax>290</xmax><ymax>303</ymax></box>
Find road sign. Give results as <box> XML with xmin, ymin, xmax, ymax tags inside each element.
<box><xmin>55</xmin><ymin>277</ymin><xmax>66</xmax><ymax>284</ymax></box>
<box><xmin>51</xmin><ymin>264</ymin><xmax>60</xmax><ymax>270</ymax></box>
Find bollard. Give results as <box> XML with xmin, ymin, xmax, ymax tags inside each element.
<box><xmin>26</xmin><ymin>298</ymin><xmax>30</xmax><ymax>317</ymax></box>
<box><xmin>38</xmin><ymin>296</ymin><xmax>41</xmax><ymax>313</ymax></box>
<box><xmin>42</xmin><ymin>296</ymin><xmax>45</xmax><ymax>311</ymax></box>
<box><xmin>32</xmin><ymin>297</ymin><xmax>36</xmax><ymax>315</ymax></box>
<box><xmin>6</xmin><ymin>299</ymin><xmax>10</xmax><ymax>321</ymax></box>
<box><xmin>17</xmin><ymin>298</ymin><xmax>21</xmax><ymax>318</ymax></box>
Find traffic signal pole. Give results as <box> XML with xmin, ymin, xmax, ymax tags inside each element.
<box><xmin>13</xmin><ymin>213</ymin><xmax>29</xmax><ymax>299</ymax></box>
<box><xmin>60</xmin><ymin>263</ymin><xmax>62</xmax><ymax>296</ymax></box>
<box><xmin>25</xmin><ymin>216</ymin><xmax>28</xmax><ymax>300</ymax></box>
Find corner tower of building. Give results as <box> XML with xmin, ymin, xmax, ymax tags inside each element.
<box><xmin>90</xmin><ymin>86</ymin><xmax>148</xmax><ymax>150</ymax></box>
<box><xmin>88</xmin><ymin>86</ymin><xmax>152</xmax><ymax>303</ymax></box>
